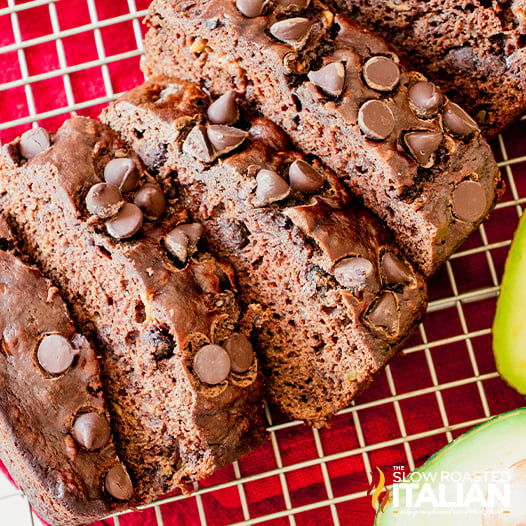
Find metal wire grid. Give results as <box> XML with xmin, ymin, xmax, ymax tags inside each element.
<box><xmin>0</xmin><ymin>1</ymin><xmax>525</xmax><ymax>525</ymax></box>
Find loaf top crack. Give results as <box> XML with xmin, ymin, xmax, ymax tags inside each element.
<box><xmin>143</xmin><ymin>0</ymin><xmax>503</xmax><ymax>276</ymax></box>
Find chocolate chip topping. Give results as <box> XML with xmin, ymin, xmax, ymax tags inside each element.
<box><xmin>86</xmin><ymin>183</ymin><xmax>124</xmax><ymax>219</ymax></box>
<box><xmin>358</xmin><ymin>100</ymin><xmax>395</xmax><ymax>141</ymax></box>
<box><xmin>37</xmin><ymin>334</ymin><xmax>78</xmax><ymax>375</ymax></box>
<box><xmin>19</xmin><ymin>127</ymin><xmax>51</xmax><ymax>159</ymax></box>
<box><xmin>164</xmin><ymin>222</ymin><xmax>203</xmax><ymax>264</ymax></box>
<box><xmin>206</xmin><ymin>125</ymin><xmax>248</xmax><ymax>156</ymax></box>
<box><xmin>207</xmin><ymin>91</ymin><xmax>240</xmax><ymax>125</ymax></box>
<box><xmin>269</xmin><ymin>18</ymin><xmax>312</xmax><ymax>50</ymax></box>
<box><xmin>104</xmin><ymin>158</ymin><xmax>140</xmax><ymax>193</ymax></box>
<box><xmin>288</xmin><ymin>160</ymin><xmax>324</xmax><ymax>193</ymax></box>
<box><xmin>408</xmin><ymin>81</ymin><xmax>444</xmax><ymax>119</ymax></box>
<box><xmin>193</xmin><ymin>344</ymin><xmax>231</xmax><ymax>385</ymax></box>
<box><xmin>275</xmin><ymin>0</ymin><xmax>311</xmax><ymax>11</ymax></box>
<box><xmin>334</xmin><ymin>256</ymin><xmax>378</xmax><ymax>296</ymax></box>
<box><xmin>134</xmin><ymin>183</ymin><xmax>167</xmax><ymax>220</ymax></box>
<box><xmin>106</xmin><ymin>202</ymin><xmax>143</xmax><ymax>239</ymax></box>
<box><xmin>307</xmin><ymin>62</ymin><xmax>346</xmax><ymax>97</ymax></box>
<box><xmin>72</xmin><ymin>412</ymin><xmax>111</xmax><ymax>451</ymax></box>
<box><xmin>443</xmin><ymin>102</ymin><xmax>479</xmax><ymax>136</ymax></box>
<box><xmin>255</xmin><ymin>168</ymin><xmax>291</xmax><ymax>205</ymax></box>
<box><xmin>105</xmin><ymin>463</ymin><xmax>133</xmax><ymax>501</ymax></box>
<box><xmin>183</xmin><ymin>124</ymin><xmax>215</xmax><ymax>163</ymax></box>
<box><xmin>381</xmin><ymin>252</ymin><xmax>413</xmax><ymax>286</ymax></box>
<box><xmin>451</xmin><ymin>180</ymin><xmax>487</xmax><ymax>222</ymax></box>
<box><xmin>236</xmin><ymin>0</ymin><xmax>267</xmax><ymax>17</ymax></box>
<box><xmin>362</xmin><ymin>56</ymin><xmax>400</xmax><ymax>92</ymax></box>
<box><xmin>404</xmin><ymin>131</ymin><xmax>443</xmax><ymax>167</ymax></box>
<box><xmin>364</xmin><ymin>291</ymin><xmax>399</xmax><ymax>335</ymax></box>
<box><xmin>223</xmin><ymin>333</ymin><xmax>254</xmax><ymax>373</ymax></box>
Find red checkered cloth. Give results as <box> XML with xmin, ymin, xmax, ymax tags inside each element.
<box><xmin>0</xmin><ymin>1</ymin><xmax>525</xmax><ymax>525</ymax></box>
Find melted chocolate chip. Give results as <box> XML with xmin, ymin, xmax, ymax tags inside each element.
<box><xmin>451</xmin><ymin>180</ymin><xmax>487</xmax><ymax>222</ymax></box>
<box><xmin>207</xmin><ymin>91</ymin><xmax>240</xmax><ymax>125</ymax></box>
<box><xmin>206</xmin><ymin>125</ymin><xmax>248</xmax><ymax>156</ymax></box>
<box><xmin>334</xmin><ymin>256</ymin><xmax>378</xmax><ymax>296</ymax></box>
<box><xmin>381</xmin><ymin>252</ymin><xmax>413</xmax><ymax>287</ymax></box>
<box><xmin>104</xmin><ymin>158</ymin><xmax>140</xmax><ymax>193</ymax></box>
<box><xmin>37</xmin><ymin>334</ymin><xmax>78</xmax><ymax>375</ymax></box>
<box><xmin>307</xmin><ymin>62</ymin><xmax>346</xmax><ymax>97</ymax></box>
<box><xmin>362</xmin><ymin>56</ymin><xmax>400</xmax><ymax>92</ymax></box>
<box><xmin>223</xmin><ymin>333</ymin><xmax>254</xmax><ymax>373</ymax></box>
<box><xmin>141</xmin><ymin>326</ymin><xmax>175</xmax><ymax>361</ymax></box>
<box><xmin>288</xmin><ymin>160</ymin><xmax>324</xmax><ymax>193</ymax></box>
<box><xmin>236</xmin><ymin>0</ymin><xmax>268</xmax><ymax>17</ymax></box>
<box><xmin>255</xmin><ymin>168</ymin><xmax>291</xmax><ymax>205</ymax></box>
<box><xmin>183</xmin><ymin>125</ymin><xmax>215</xmax><ymax>162</ymax></box>
<box><xmin>19</xmin><ymin>127</ymin><xmax>51</xmax><ymax>159</ymax></box>
<box><xmin>408</xmin><ymin>81</ymin><xmax>444</xmax><ymax>119</ymax></box>
<box><xmin>106</xmin><ymin>203</ymin><xmax>143</xmax><ymax>239</ymax></box>
<box><xmin>86</xmin><ymin>183</ymin><xmax>124</xmax><ymax>219</ymax></box>
<box><xmin>443</xmin><ymin>102</ymin><xmax>479</xmax><ymax>136</ymax></box>
<box><xmin>269</xmin><ymin>18</ymin><xmax>312</xmax><ymax>50</ymax></box>
<box><xmin>358</xmin><ymin>100</ymin><xmax>395</xmax><ymax>141</ymax></box>
<box><xmin>105</xmin><ymin>463</ymin><xmax>133</xmax><ymax>501</ymax></box>
<box><xmin>72</xmin><ymin>412</ymin><xmax>111</xmax><ymax>451</ymax></box>
<box><xmin>193</xmin><ymin>344</ymin><xmax>231</xmax><ymax>385</ymax></box>
<box><xmin>364</xmin><ymin>291</ymin><xmax>399</xmax><ymax>335</ymax></box>
<box><xmin>404</xmin><ymin>131</ymin><xmax>443</xmax><ymax>167</ymax></box>
<box><xmin>134</xmin><ymin>183</ymin><xmax>167</xmax><ymax>220</ymax></box>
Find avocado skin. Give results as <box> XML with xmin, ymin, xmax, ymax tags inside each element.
<box><xmin>374</xmin><ymin>408</ymin><xmax>526</xmax><ymax>525</ymax></box>
<box><xmin>493</xmin><ymin>212</ymin><xmax>526</xmax><ymax>394</ymax></box>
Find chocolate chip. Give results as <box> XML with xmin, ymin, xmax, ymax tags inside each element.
<box><xmin>141</xmin><ymin>327</ymin><xmax>175</xmax><ymax>361</ymax></box>
<box><xmin>37</xmin><ymin>334</ymin><xmax>78</xmax><ymax>375</ymax></box>
<box><xmin>362</xmin><ymin>56</ymin><xmax>400</xmax><ymax>92</ymax></box>
<box><xmin>206</xmin><ymin>125</ymin><xmax>248</xmax><ymax>156</ymax></box>
<box><xmin>408</xmin><ymin>81</ymin><xmax>444</xmax><ymax>119</ymax></box>
<box><xmin>223</xmin><ymin>333</ymin><xmax>254</xmax><ymax>373</ymax></box>
<box><xmin>236</xmin><ymin>0</ymin><xmax>267</xmax><ymax>17</ymax></box>
<box><xmin>164</xmin><ymin>222</ymin><xmax>203</xmax><ymax>264</ymax></box>
<box><xmin>207</xmin><ymin>91</ymin><xmax>239</xmax><ymax>125</ymax></box>
<box><xmin>105</xmin><ymin>463</ymin><xmax>133</xmax><ymax>501</ymax></box>
<box><xmin>307</xmin><ymin>62</ymin><xmax>345</xmax><ymax>97</ymax></box>
<box><xmin>275</xmin><ymin>0</ymin><xmax>311</xmax><ymax>11</ymax></box>
<box><xmin>183</xmin><ymin>124</ymin><xmax>215</xmax><ymax>163</ymax></box>
<box><xmin>381</xmin><ymin>252</ymin><xmax>413</xmax><ymax>286</ymax></box>
<box><xmin>86</xmin><ymin>183</ymin><xmax>124</xmax><ymax>219</ymax></box>
<box><xmin>358</xmin><ymin>100</ymin><xmax>395</xmax><ymax>141</ymax></box>
<box><xmin>72</xmin><ymin>412</ymin><xmax>111</xmax><ymax>451</ymax></box>
<box><xmin>364</xmin><ymin>291</ymin><xmax>399</xmax><ymax>335</ymax></box>
<box><xmin>134</xmin><ymin>183</ymin><xmax>167</xmax><ymax>221</ymax></box>
<box><xmin>19</xmin><ymin>127</ymin><xmax>50</xmax><ymax>159</ymax></box>
<box><xmin>104</xmin><ymin>158</ymin><xmax>140</xmax><ymax>193</ymax></box>
<box><xmin>451</xmin><ymin>180</ymin><xmax>487</xmax><ymax>222</ymax></box>
<box><xmin>443</xmin><ymin>102</ymin><xmax>479</xmax><ymax>136</ymax></box>
<box><xmin>255</xmin><ymin>168</ymin><xmax>291</xmax><ymax>205</ymax></box>
<box><xmin>334</xmin><ymin>256</ymin><xmax>378</xmax><ymax>295</ymax></box>
<box><xmin>404</xmin><ymin>131</ymin><xmax>443</xmax><ymax>167</ymax></box>
<box><xmin>269</xmin><ymin>18</ymin><xmax>312</xmax><ymax>50</ymax></box>
<box><xmin>106</xmin><ymin>203</ymin><xmax>143</xmax><ymax>239</ymax></box>
<box><xmin>193</xmin><ymin>344</ymin><xmax>231</xmax><ymax>385</ymax></box>
<box><xmin>288</xmin><ymin>160</ymin><xmax>324</xmax><ymax>193</ymax></box>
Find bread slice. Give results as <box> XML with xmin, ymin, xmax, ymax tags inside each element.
<box><xmin>142</xmin><ymin>0</ymin><xmax>502</xmax><ymax>276</ymax></box>
<box><xmin>0</xmin><ymin>117</ymin><xmax>266</xmax><ymax>509</ymax></box>
<box><xmin>101</xmin><ymin>77</ymin><xmax>428</xmax><ymax>425</ymax></box>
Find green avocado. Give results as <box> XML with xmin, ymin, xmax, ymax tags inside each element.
<box><xmin>374</xmin><ymin>409</ymin><xmax>526</xmax><ymax>525</ymax></box>
<box><xmin>493</xmin><ymin>212</ymin><xmax>526</xmax><ymax>393</ymax></box>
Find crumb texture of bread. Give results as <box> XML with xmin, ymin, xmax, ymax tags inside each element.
<box><xmin>102</xmin><ymin>78</ymin><xmax>428</xmax><ymax>425</ymax></box>
<box><xmin>142</xmin><ymin>0</ymin><xmax>502</xmax><ymax>276</ymax></box>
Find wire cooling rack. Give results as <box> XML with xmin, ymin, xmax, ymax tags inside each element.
<box><xmin>0</xmin><ymin>1</ymin><xmax>525</xmax><ymax>525</ymax></box>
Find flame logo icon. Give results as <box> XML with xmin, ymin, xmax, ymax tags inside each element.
<box><xmin>368</xmin><ymin>467</ymin><xmax>390</xmax><ymax>513</ymax></box>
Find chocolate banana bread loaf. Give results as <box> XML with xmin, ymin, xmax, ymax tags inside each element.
<box><xmin>0</xmin><ymin>229</ymin><xmax>132</xmax><ymax>526</ymax></box>
<box><xmin>0</xmin><ymin>117</ymin><xmax>266</xmax><ymax>518</ymax></box>
<box><xmin>142</xmin><ymin>0</ymin><xmax>502</xmax><ymax>276</ymax></box>
<box><xmin>101</xmin><ymin>77</ymin><xmax>428</xmax><ymax>425</ymax></box>
<box><xmin>327</xmin><ymin>0</ymin><xmax>526</xmax><ymax>138</ymax></box>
